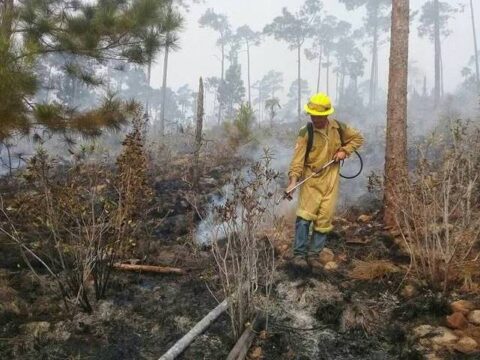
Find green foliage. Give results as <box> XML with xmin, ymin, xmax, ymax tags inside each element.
<box><xmin>0</xmin><ymin>0</ymin><xmax>182</xmax><ymax>140</ymax></box>
<box><xmin>334</xmin><ymin>32</ymin><xmax>366</xmax><ymax>81</ymax></box>
<box><xmin>339</xmin><ymin>0</ymin><xmax>390</xmax><ymax>36</ymax></box>
<box><xmin>219</xmin><ymin>58</ymin><xmax>245</xmax><ymax>118</ymax></box>
<box><xmin>263</xmin><ymin>1</ymin><xmax>322</xmax><ymax>49</ymax></box>
<box><xmin>418</xmin><ymin>1</ymin><xmax>458</xmax><ymax>41</ymax></box>
<box><xmin>236</xmin><ymin>25</ymin><xmax>262</xmax><ymax>47</ymax></box>
<box><xmin>233</xmin><ymin>104</ymin><xmax>254</xmax><ymax>140</ymax></box>
<box><xmin>0</xmin><ymin>46</ymin><xmax>37</xmax><ymax>139</ymax></box>
<box><xmin>33</xmin><ymin>95</ymin><xmax>140</xmax><ymax>137</ymax></box>
<box><xmin>224</xmin><ymin>103</ymin><xmax>255</xmax><ymax>147</ymax></box>
<box><xmin>199</xmin><ymin>8</ymin><xmax>231</xmax><ymax>46</ymax></box>
<box><xmin>64</xmin><ymin>62</ymin><xmax>104</xmax><ymax>87</ymax></box>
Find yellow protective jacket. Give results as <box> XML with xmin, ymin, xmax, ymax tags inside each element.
<box><xmin>288</xmin><ymin>119</ymin><xmax>364</xmax><ymax>233</ymax></box>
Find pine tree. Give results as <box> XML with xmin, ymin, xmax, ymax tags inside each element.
<box><xmin>339</xmin><ymin>0</ymin><xmax>391</xmax><ymax>107</ymax></box>
<box><xmin>264</xmin><ymin>0</ymin><xmax>322</xmax><ymax>121</ymax></box>
<box><xmin>199</xmin><ymin>9</ymin><xmax>232</xmax><ymax>124</ymax></box>
<box><xmin>236</xmin><ymin>25</ymin><xmax>262</xmax><ymax>107</ymax></box>
<box><xmin>0</xmin><ymin>0</ymin><xmax>179</xmax><ymax>140</ymax></box>
<box><xmin>384</xmin><ymin>0</ymin><xmax>409</xmax><ymax>227</ymax></box>
<box><xmin>418</xmin><ymin>0</ymin><xmax>458</xmax><ymax>108</ymax></box>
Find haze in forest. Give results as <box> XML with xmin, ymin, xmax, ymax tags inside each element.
<box><xmin>151</xmin><ymin>0</ymin><xmax>477</xmax><ymax>104</ymax></box>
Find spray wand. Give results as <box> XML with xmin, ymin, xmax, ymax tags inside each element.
<box><xmin>277</xmin><ymin>159</ymin><xmax>336</xmax><ymax>204</ymax></box>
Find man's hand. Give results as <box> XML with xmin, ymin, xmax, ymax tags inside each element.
<box><xmin>333</xmin><ymin>150</ymin><xmax>347</xmax><ymax>162</ymax></box>
<box><xmin>284</xmin><ymin>178</ymin><xmax>298</xmax><ymax>200</ymax></box>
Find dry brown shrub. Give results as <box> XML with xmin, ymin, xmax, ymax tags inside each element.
<box><xmin>452</xmin><ymin>260</ymin><xmax>480</xmax><ymax>293</ymax></box>
<box><xmin>115</xmin><ymin>114</ymin><xmax>153</xmax><ymax>237</ymax></box>
<box><xmin>395</xmin><ymin>121</ymin><xmax>480</xmax><ymax>292</ymax></box>
<box><xmin>348</xmin><ymin>259</ymin><xmax>400</xmax><ymax>280</ymax></box>
<box><xmin>0</xmin><ymin>112</ymin><xmax>153</xmax><ymax>312</ymax></box>
<box><xmin>210</xmin><ymin>148</ymin><xmax>280</xmax><ymax>340</ymax></box>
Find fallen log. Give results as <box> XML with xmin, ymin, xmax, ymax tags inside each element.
<box><xmin>158</xmin><ymin>299</ymin><xmax>228</xmax><ymax>360</ymax></box>
<box><xmin>113</xmin><ymin>263</ymin><xmax>186</xmax><ymax>275</ymax></box>
<box><xmin>226</xmin><ymin>313</ymin><xmax>264</xmax><ymax>360</ymax></box>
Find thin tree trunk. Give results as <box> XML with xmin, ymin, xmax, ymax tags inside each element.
<box><xmin>160</xmin><ymin>44</ymin><xmax>170</xmax><ymax>136</ymax></box>
<box><xmin>439</xmin><ymin>44</ymin><xmax>444</xmax><ymax>97</ymax></box>
<box><xmin>423</xmin><ymin>75</ymin><xmax>427</xmax><ymax>97</ymax></box>
<box><xmin>384</xmin><ymin>0</ymin><xmax>410</xmax><ymax>227</ymax></box>
<box><xmin>193</xmin><ymin>78</ymin><xmax>204</xmax><ymax>191</ymax></box>
<box><xmin>433</xmin><ymin>0</ymin><xmax>441</xmax><ymax>108</ymax></box>
<box><xmin>258</xmin><ymin>87</ymin><xmax>262</xmax><ymax>128</ymax></box>
<box><xmin>335</xmin><ymin>72</ymin><xmax>339</xmax><ymax>102</ymax></box>
<box><xmin>147</xmin><ymin>60</ymin><xmax>152</xmax><ymax>87</ymax></box>
<box><xmin>297</xmin><ymin>45</ymin><xmax>302</xmax><ymax>121</ymax></box>
<box><xmin>247</xmin><ymin>40</ymin><xmax>252</xmax><ymax>107</ymax></box>
<box><xmin>218</xmin><ymin>43</ymin><xmax>225</xmax><ymax>125</ymax></box>
<box><xmin>326</xmin><ymin>52</ymin><xmax>330</xmax><ymax>94</ymax></box>
<box><xmin>316</xmin><ymin>47</ymin><xmax>323</xmax><ymax>93</ymax></box>
<box><xmin>45</xmin><ymin>66</ymin><xmax>53</xmax><ymax>102</ymax></box>
<box><xmin>5</xmin><ymin>142</ymin><xmax>12</xmax><ymax>177</ymax></box>
<box><xmin>369</xmin><ymin>6</ymin><xmax>379</xmax><ymax>107</ymax></box>
<box><xmin>470</xmin><ymin>0</ymin><xmax>480</xmax><ymax>87</ymax></box>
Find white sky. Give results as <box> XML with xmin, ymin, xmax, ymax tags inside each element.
<box><xmin>149</xmin><ymin>0</ymin><xmax>478</xmax><ymax>100</ymax></box>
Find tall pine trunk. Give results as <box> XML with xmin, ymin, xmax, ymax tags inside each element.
<box><xmin>247</xmin><ymin>40</ymin><xmax>252</xmax><ymax>106</ymax></box>
<box><xmin>258</xmin><ymin>87</ymin><xmax>262</xmax><ymax>127</ymax></box>
<box><xmin>369</xmin><ymin>5</ymin><xmax>379</xmax><ymax>107</ymax></box>
<box><xmin>423</xmin><ymin>75</ymin><xmax>427</xmax><ymax>97</ymax></box>
<box><xmin>433</xmin><ymin>0</ymin><xmax>441</xmax><ymax>108</ymax></box>
<box><xmin>384</xmin><ymin>0</ymin><xmax>410</xmax><ymax>227</ymax></box>
<box><xmin>297</xmin><ymin>45</ymin><xmax>302</xmax><ymax>121</ymax></box>
<box><xmin>470</xmin><ymin>0</ymin><xmax>480</xmax><ymax>87</ymax></box>
<box><xmin>160</xmin><ymin>44</ymin><xmax>170</xmax><ymax>136</ymax></box>
<box><xmin>193</xmin><ymin>77</ymin><xmax>204</xmax><ymax>191</ymax></box>
<box><xmin>147</xmin><ymin>60</ymin><xmax>152</xmax><ymax>86</ymax></box>
<box><xmin>316</xmin><ymin>47</ymin><xmax>323</xmax><ymax>93</ymax></box>
<box><xmin>217</xmin><ymin>43</ymin><xmax>225</xmax><ymax>125</ymax></box>
<box><xmin>439</xmin><ymin>44</ymin><xmax>444</xmax><ymax>97</ymax></box>
<box><xmin>326</xmin><ymin>52</ymin><xmax>330</xmax><ymax>95</ymax></box>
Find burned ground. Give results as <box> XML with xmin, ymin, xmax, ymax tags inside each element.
<box><xmin>0</xmin><ymin>149</ymin><xmax>479</xmax><ymax>360</ymax></box>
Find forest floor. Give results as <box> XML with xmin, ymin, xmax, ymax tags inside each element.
<box><xmin>1</xmin><ymin>154</ymin><xmax>479</xmax><ymax>360</ymax></box>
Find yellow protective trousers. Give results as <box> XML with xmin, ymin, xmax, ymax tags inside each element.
<box><xmin>288</xmin><ymin>119</ymin><xmax>364</xmax><ymax>233</ymax></box>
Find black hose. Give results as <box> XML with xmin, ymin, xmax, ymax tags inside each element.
<box><xmin>340</xmin><ymin>150</ymin><xmax>363</xmax><ymax>179</ymax></box>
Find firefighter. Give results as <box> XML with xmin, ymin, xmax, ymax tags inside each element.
<box><xmin>286</xmin><ymin>93</ymin><xmax>364</xmax><ymax>269</ymax></box>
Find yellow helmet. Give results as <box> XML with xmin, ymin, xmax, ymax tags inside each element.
<box><xmin>304</xmin><ymin>92</ymin><xmax>335</xmax><ymax>116</ymax></box>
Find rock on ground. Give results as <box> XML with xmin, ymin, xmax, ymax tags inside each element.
<box><xmin>454</xmin><ymin>336</ymin><xmax>479</xmax><ymax>354</ymax></box>
<box><xmin>468</xmin><ymin>310</ymin><xmax>480</xmax><ymax>326</ymax></box>
<box><xmin>428</xmin><ymin>327</ymin><xmax>459</xmax><ymax>348</ymax></box>
<box><xmin>446</xmin><ymin>312</ymin><xmax>469</xmax><ymax>330</ymax></box>
<box><xmin>413</xmin><ymin>324</ymin><xmax>435</xmax><ymax>338</ymax></box>
<box><xmin>451</xmin><ymin>300</ymin><xmax>476</xmax><ymax>315</ymax></box>
<box><xmin>318</xmin><ymin>248</ymin><xmax>334</xmax><ymax>265</ymax></box>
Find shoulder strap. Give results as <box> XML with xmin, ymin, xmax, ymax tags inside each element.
<box><xmin>335</xmin><ymin>120</ymin><xmax>347</xmax><ymax>146</ymax></box>
<box><xmin>304</xmin><ymin>120</ymin><xmax>348</xmax><ymax>163</ymax></box>
<box><xmin>305</xmin><ymin>122</ymin><xmax>314</xmax><ymax>164</ymax></box>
